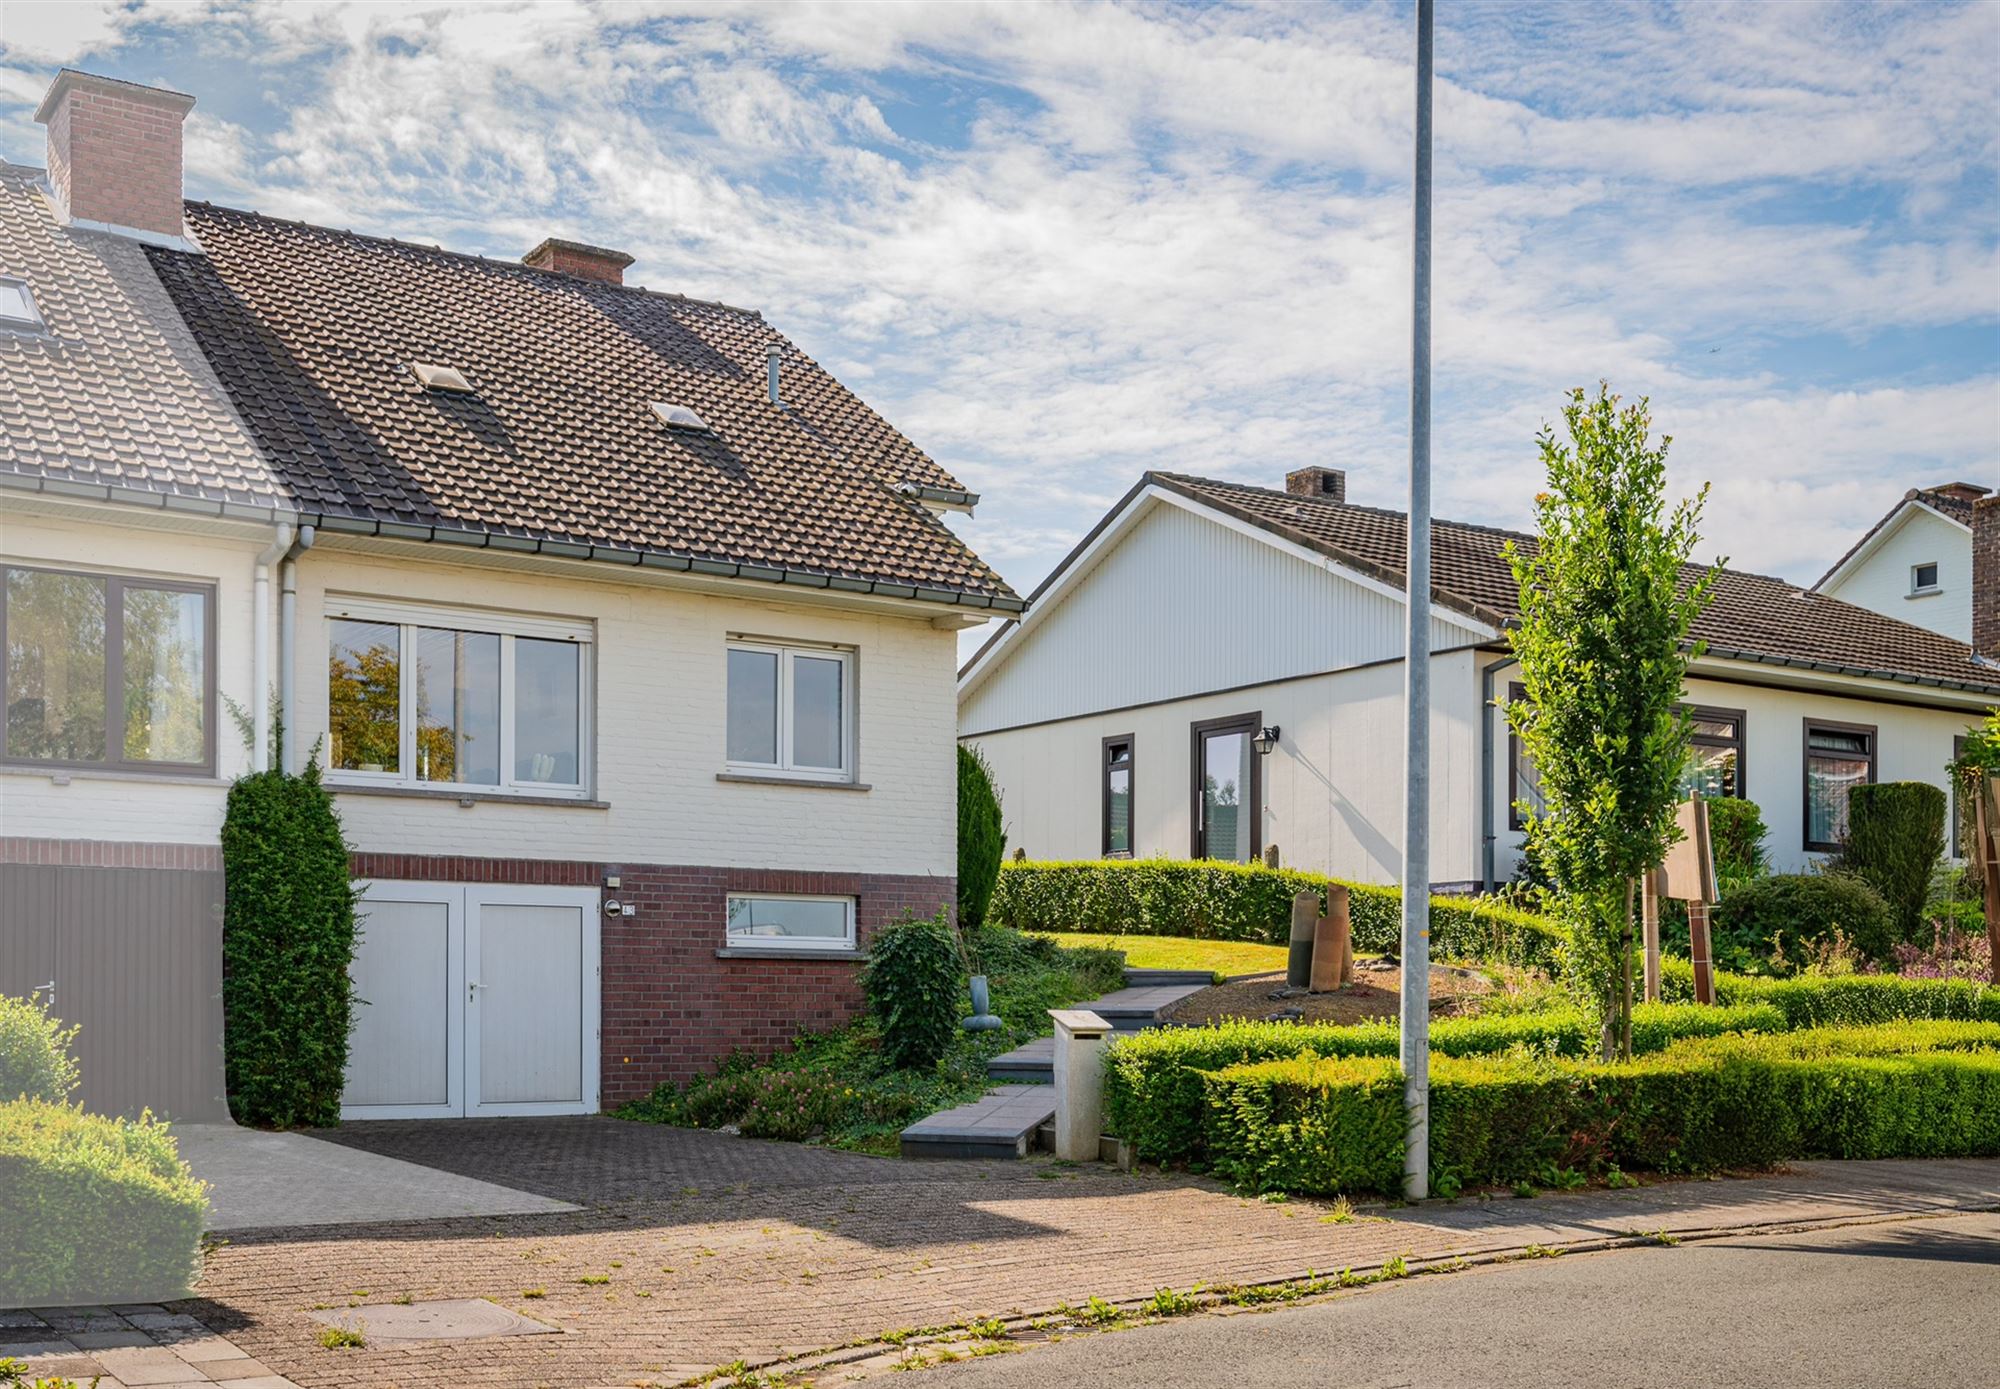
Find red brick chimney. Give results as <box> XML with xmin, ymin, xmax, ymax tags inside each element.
<box><xmin>1930</xmin><ymin>481</ymin><xmax>1990</xmax><ymax>506</ymax></box>
<box><xmin>1286</xmin><ymin>466</ymin><xmax>1346</xmax><ymax>502</ymax></box>
<box><xmin>1974</xmin><ymin>495</ymin><xmax>1999</xmax><ymax>658</ymax></box>
<box><xmin>33</xmin><ymin>69</ymin><xmax>195</xmax><ymax>243</ymax></box>
<box><xmin>522</xmin><ymin>238</ymin><xmax>635</xmax><ymax>286</ymax></box>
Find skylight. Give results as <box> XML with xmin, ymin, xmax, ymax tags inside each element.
<box><xmin>0</xmin><ymin>276</ymin><xmax>44</xmax><ymax>330</ymax></box>
<box><xmin>411</xmin><ymin>361</ymin><xmax>474</xmax><ymax>393</ymax></box>
<box><xmin>652</xmin><ymin>402</ymin><xmax>711</xmax><ymax>432</ymax></box>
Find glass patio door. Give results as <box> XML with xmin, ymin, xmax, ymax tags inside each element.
<box><xmin>1192</xmin><ymin>715</ymin><xmax>1258</xmax><ymax>862</ymax></box>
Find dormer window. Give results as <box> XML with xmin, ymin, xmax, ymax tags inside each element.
<box><xmin>411</xmin><ymin>361</ymin><xmax>474</xmax><ymax>393</ymax></box>
<box><xmin>0</xmin><ymin>276</ymin><xmax>44</xmax><ymax>330</ymax></box>
<box><xmin>1911</xmin><ymin>562</ymin><xmax>1941</xmax><ymax>596</ymax></box>
<box><xmin>652</xmin><ymin>402</ymin><xmax>711</xmax><ymax>432</ymax></box>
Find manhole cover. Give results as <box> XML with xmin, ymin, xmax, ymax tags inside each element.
<box><xmin>310</xmin><ymin>1299</ymin><xmax>558</xmax><ymax>1344</ymax></box>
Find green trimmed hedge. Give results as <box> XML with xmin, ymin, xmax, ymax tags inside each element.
<box><xmin>1659</xmin><ymin>957</ymin><xmax>1999</xmax><ymax>1027</ymax></box>
<box><xmin>991</xmin><ymin>860</ymin><xmax>1565</xmax><ymax>970</ymax></box>
<box><xmin>0</xmin><ymin>1101</ymin><xmax>208</xmax><ymax>1306</ymax></box>
<box><xmin>1202</xmin><ymin>1022</ymin><xmax>2000</xmax><ymax>1196</ymax></box>
<box><xmin>1103</xmin><ymin>1001</ymin><xmax>1785</xmax><ymax>1165</ymax></box>
<box><xmin>0</xmin><ymin>993</ymin><xmax>79</xmax><ymax>1105</ymax></box>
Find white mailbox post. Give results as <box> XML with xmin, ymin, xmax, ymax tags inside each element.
<box><xmin>1049</xmin><ymin>1008</ymin><xmax>1113</xmax><ymax>1161</ymax></box>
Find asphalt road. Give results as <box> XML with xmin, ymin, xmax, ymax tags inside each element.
<box><xmin>927</xmin><ymin>1212</ymin><xmax>2000</xmax><ymax>1389</ymax></box>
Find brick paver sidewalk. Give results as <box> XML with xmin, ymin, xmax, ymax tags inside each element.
<box><xmin>158</xmin><ymin>1120</ymin><xmax>2000</xmax><ymax>1389</ymax></box>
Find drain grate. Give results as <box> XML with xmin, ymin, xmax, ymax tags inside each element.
<box><xmin>310</xmin><ymin>1298</ymin><xmax>558</xmax><ymax>1345</ymax></box>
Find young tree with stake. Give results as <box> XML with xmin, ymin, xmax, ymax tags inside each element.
<box><xmin>1505</xmin><ymin>385</ymin><xmax>1720</xmax><ymax>1058</ymax></box>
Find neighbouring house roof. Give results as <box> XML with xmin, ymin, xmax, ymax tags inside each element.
<box><xmin>0</xmin><ymin>164</ymin><xmax>1018</xmax><ymax>611</ymax></box>
<box><xmin>971</xmin><ymin>471</ymin><xmax>1999</xmax><ymax>697</ymax></box>
<box><xmin>1810</xmin><ymin>484</ymin><xmax>1983</xmax><ymax>595</ymax></box>
<box><xmin>0</xmin><ymin>163</ymin><xmax>286</xmax><ymax>511</ymax></box>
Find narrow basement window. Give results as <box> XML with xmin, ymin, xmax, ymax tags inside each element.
<box><xmin>651</xmin><ymin>401</ymin><xmax>711</xmax><ymax>432</ymax></box>
<box><xmin>0</xmin><ymin>276</ymin><xmax>44</xmax><ymax>330</ymax></box>
<box><xmin>411</xmin><ymin>361</ymin><xmax>475</xmax><ymax>393</ymax></box>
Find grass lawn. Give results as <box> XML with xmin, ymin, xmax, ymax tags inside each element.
<box><xmin>1030</xmin><ymin>931</ymin><xmax>1291</xmax><ymax>981</ymax></box>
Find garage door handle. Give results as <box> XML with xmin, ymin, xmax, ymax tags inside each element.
<box><xmin>35</xmin><ymin>980</ymin><xmax>54</xmax><ymax>1011</ymax></box>
<box><xmin>468</xmin><ymin>980</ymin><xmax>487</xmax><ymax>1003</ymax></box>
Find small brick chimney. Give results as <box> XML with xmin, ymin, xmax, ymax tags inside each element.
<box><xmin>1286</xmin><ymin>466</ymin><xmax>1346</xmax><ymax>503</ymax></box>
<box><xmin>1974</xmin><ymin>496</ymin><xmax>1999</xmax><ymax>659</ymax></box>
<box><xmin>523</xmin><ymin>238</ymin><xmax>635</xmax><ymax>286</ymax></box>
<box><xmin>1930</xmin><ymin>481</ymin><xmax>1991</xmax><ymax>505</ymax></box>
<box><xmin>34</xmin><ymin>69</ymin><xmax>195</xmax><ymax>243</ymax></box>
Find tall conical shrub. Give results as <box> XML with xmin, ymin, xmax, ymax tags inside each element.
<box><xmin>1839</xmin><ymin>782</ymin><xmax>1946</xmax><ymax>945</ymax></box>
<box><xmin>957</xmin><ymin>744</ymin><xmax>1006</xmax><ymax>930</ymax></box>
<box><xmin>220</xmin><ymin>757</ymin><xmax>358</xmax><ymax>1128</ymax></box>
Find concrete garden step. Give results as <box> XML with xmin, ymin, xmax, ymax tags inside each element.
<box><xmin>899</xmin><ymin>1085</ymin><xmax>1056</xmax><ymax>1160</ymax></box>
<box><xmin>1079</xmin><ymin>982</ymin><xmax>1209</xmax><ymax>1022</ymax></box>
<box><xmin>1124</xmin><ymin>967</ymin><xmax>1217</xmax><ymax>987</ymax></box>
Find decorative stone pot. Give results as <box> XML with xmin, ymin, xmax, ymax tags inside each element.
<box><xmin>962</xmin><ymin>974</ymin><xmax>1003</xmax><ymax>1032</ymax></box>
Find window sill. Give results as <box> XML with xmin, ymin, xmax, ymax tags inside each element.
<box><xmin>715</xmin><ymin>772</ymin><xmax>871</xmax><ymax>792</ymax></box>
<box><xmin>1906</xmin><ymin>588</ymin><xmax>1942</xmax><ymax>599</ymax></box>
<box><xmin>329</xmin><ymin>783</ymin><xmax>610</xmax><ymax>810</ymax></box>
<box><xmin>0</xmin><ymin>764</ymin><xmax>225</xmax><ymax>788</ymax></box>
<box><xmin>715</xmin><ymin>947</ymin><xmax>866</xmax><ymax>962</ymax></box>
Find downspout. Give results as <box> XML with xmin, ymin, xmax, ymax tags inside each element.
<box><xmin>1479</xmin><ymin>652</ymin><xmax>1518</xmax><ymax>894</ymax></box>
<box><xmin>251</xmin><ymin>523</ymin><xmax>294</xmax><ymax>773</ymax></box>
<box><xmin>277</xmin><ymin>524</ymin><xmax>315</xmax><ymax>774</ymax></box>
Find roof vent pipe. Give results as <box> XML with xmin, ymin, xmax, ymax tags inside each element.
<box><xmin>766</xmin><ymin>344</ymin><xmax>784</xmax><ymax>409</ymax></box>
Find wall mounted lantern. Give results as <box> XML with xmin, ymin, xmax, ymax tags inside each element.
<box><xmin>1253</xmin><ymin>724</ymin><xmax>1281</xmax><ymax>756</ymax></box>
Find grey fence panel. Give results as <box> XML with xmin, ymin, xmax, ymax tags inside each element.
<box><xmin>1</xmin><ymin>863</ymin><xmax>227</xmax><ymax>1120</ymax></box>
<box><xmin>0</xmin><ymin>865</ymin><xmax>60</xmax><ymax>1020</ymax></box>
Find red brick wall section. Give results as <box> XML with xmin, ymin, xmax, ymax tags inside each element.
<box><xmin>345</xmin><ymin>852</ymin><xmax>954</xmax><ymax>1105</ymax></box>
<box><xmin>0</xmin><ymin>837</ymin><xmax>220</xmax><ymax>870</ymax></box>
<box><xmin>1975</xmin><ymin>496</ymin><xmax>1999</xmax><ymax>658</ymax></box>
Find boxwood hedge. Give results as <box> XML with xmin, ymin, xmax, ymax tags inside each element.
<box><xmin>1103</xmin><ymin>1001</ymin><xmax>1787</xmax><ymax>1165</ymax></box>
<box><xmin>1202</xmin><ymin>1022</ymin><xmax>2000</xmax><ymax>1196</ymax></box>
<box><xmin>991</xmin><ymin>859</ymin><xmax>1565</xmax><ymax>970</ymax></box>
<box><xmin>1658</xmin><ymin>957</ymin><xmax>1998</xmax><ymax>1027</ymax></box>
<box><xmin>0</xmin><ymin>1100</ymin><xmax>208</xmax><ymax>1306</ymax></box>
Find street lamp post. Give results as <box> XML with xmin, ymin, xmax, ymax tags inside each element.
<box><xmin>1400</xmin><ymin>0</ymin><xmax>1435</xmax><ymax>1203</ymax></box>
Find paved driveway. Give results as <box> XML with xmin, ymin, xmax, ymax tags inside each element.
<box><xmin>177</xmin><ymin>1122</ymin><xmax>2000</xmax><ymax>1389</ymax></box>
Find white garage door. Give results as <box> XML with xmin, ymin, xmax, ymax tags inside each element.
<box><xmin>342</xmin><ymin>882</ymin><xmax>600</xmax><ymax>1120</ymax></box>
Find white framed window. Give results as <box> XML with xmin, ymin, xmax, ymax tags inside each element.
<box><xmin>325</xmin><ymin>596</ymin><xmax>592</xmax><ymax>798</ymax></box>
<box><xmin>1910</xmin><ymin>562</ymin><xmax>1941</xmax><ymax>595</ymax></box>
<box><xmin>725</xmin><ymin>638</ymin><xmax>855</xmax><ymax>780</ymax></box>
<box><xmin>725</xmin><ymin>893</ymin><xmax>857</xmax><ymax>952</ymax></box>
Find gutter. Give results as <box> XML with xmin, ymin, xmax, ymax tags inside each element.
<box><xmin>0</xmin><ymin>472</ymin><xmax>1024</xmax><ymax>615</ymax></box>
<box><xmin>1479</xmin><ymin>652</ymin><xmax>1518</xmax><ymax>894</ymax></box>
<box><xmin>277</xmin><ymin>524</ymin><xmax>315</xmax><ymax>774</ymax></box>
<box><xmin>251</xmin><ymin>522</ymin><xmax>294</xmax><ymax>772</ymax></box>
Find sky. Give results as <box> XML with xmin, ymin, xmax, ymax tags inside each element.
<box><xmin>2</xmin><ymin>0</ymin><xmax>1995</xmax><ymax>658</ymax></box>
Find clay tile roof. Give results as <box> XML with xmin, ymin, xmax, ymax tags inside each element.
<box><xmin>1156</xmin><ymin>472</ymin><xmax>2000</xmax><ymax>696</ymax></box>
<box><xmin>0</xmin><ymin>163</ymin><xmax>286</xmax><ymax>508</ymax></box>
<box><xmin>131</xmin><ymin>201</ymin><xmax>1014</xmax><ymax>606</ymax></box>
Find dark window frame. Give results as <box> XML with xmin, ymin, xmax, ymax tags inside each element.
<box><xmin>1952</xmin><ymin>734</ymin><xmax>1967</xmax><ymax>859</ymax></box>
<box><xmin>1801</xmin><ymin>717</ymin><xmax>1878</xmax><ymax>853</ymax></box>
<box><xmin>1506</xmin><ymin>687</ymin><xmax>1748</xmax><ymax>831</ymax></box>
<box><xmin>1</xmin><ymin>562</ymin><xmax>217</xmax><ymax>776</ymax></box>
<box><xmin>1189</xmin><ymin>710</ymin><xmax>1261</xmax><ymax>861</ymax></box>
<box><xmin>1101</xmin><ymin>732</ymin><xmax>1135</xmax><ymax>859</ymax></box>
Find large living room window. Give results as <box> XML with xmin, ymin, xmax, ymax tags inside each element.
<box><xmin>325</xmin><ymin>598</ymin><xmax>590</xmax><ymax>797</ymax></box>
<box><xmin>1803</xmin><ymin>719</ymin><xmax>1876</xmax><ymax>852</ymax></box>
<box><xmin>726</xmin><ymin>639</ymin><xmax>854</xmax><ymax>780</ymax></box>
<box><xmin>2</xmin><ymin>565</ymin><xmax>213</xmax><ymax>774</ymax></box>
<box><xmin>1509</xmin><ymin>689</ymin><xmax>1747</xmax><ymax>830</ymax></box>
<box><xmin>725</xmin><ymin>893</ymin><xmax>857</xmax><ymax>952</ymax></box>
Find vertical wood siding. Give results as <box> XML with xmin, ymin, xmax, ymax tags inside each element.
<box><xmin>960</xmin><ymin>497</ymin><xmax>1487</xmax><ymax>735</ymax></box>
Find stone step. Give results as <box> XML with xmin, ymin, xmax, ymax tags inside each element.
<box><xmin>984</xmin><ymin>1025</ymin><xmax>1151</xmax><ymax>1084</ymax></box>
<box><xmin>1124</xmin><ymin>967</ymin><xmax>1216</xmax><ymax>987</ymax></box>
<box><xmin>899</xmin><ymin>1085</ymin><xmax>1056</xmax><ymax>1160</ymax></box>
<box><xmin>1079</xmin><ymin>982</ymin><xmax>1209</xmax><ymax>1022</ymax></box>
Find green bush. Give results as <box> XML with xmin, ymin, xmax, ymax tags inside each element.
<box><xmin>860</xmin><ymin>913</ymin><xmax>965</xmax><ymax>1071</ymax></box>
<box><xmin>991</xmin><ymin>859</ymin><xmax>1565</xmax><ymax>970</ymax></box>
<box><xmin>221</xmin><ymin>759</ymin><xmax>359</xmax><ymax>1129</ymax></box>
<box><xmin>1659</xmin><ymin>958</ymin><xmax>1998</xmax><ymax>1027</ymax></box>
<box><xmin>0</xmin><ymin>1100</ymin><xmax>208</xmax><ymax>1306</ymax></box>
<box><xmin>958</xmin><ymin>745</ymin><xmax>1007</xmax><ymax>932</ymax></box>
<box><xmin>1201</xmin><ymin>1024</ymin><xmax>2000</xmax><ymax>1196</ymax></box>
<box><xmin>1710</xmin><ymin>872</ymin><xmax>1895</xmax><ymax>970</ymax></box>
<box><xmin>1102</xmin><ymin>1000</ymin><xmax>1785</xmax><ymax>1165</ymax></box>
<box><xmin>1704</xmin><ymin>797</ymin><xmax>1770</xmax><ymax>882</ymax></box>
<box><xmin>1839</xmin><ymin>782</ymin><xmax>1947</xmax><ymax>944</ymax></box>
<box><xmin>0</xmin><ymin>994</ymin><xmax>79</xmax><ymax>1105</ymax></box>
